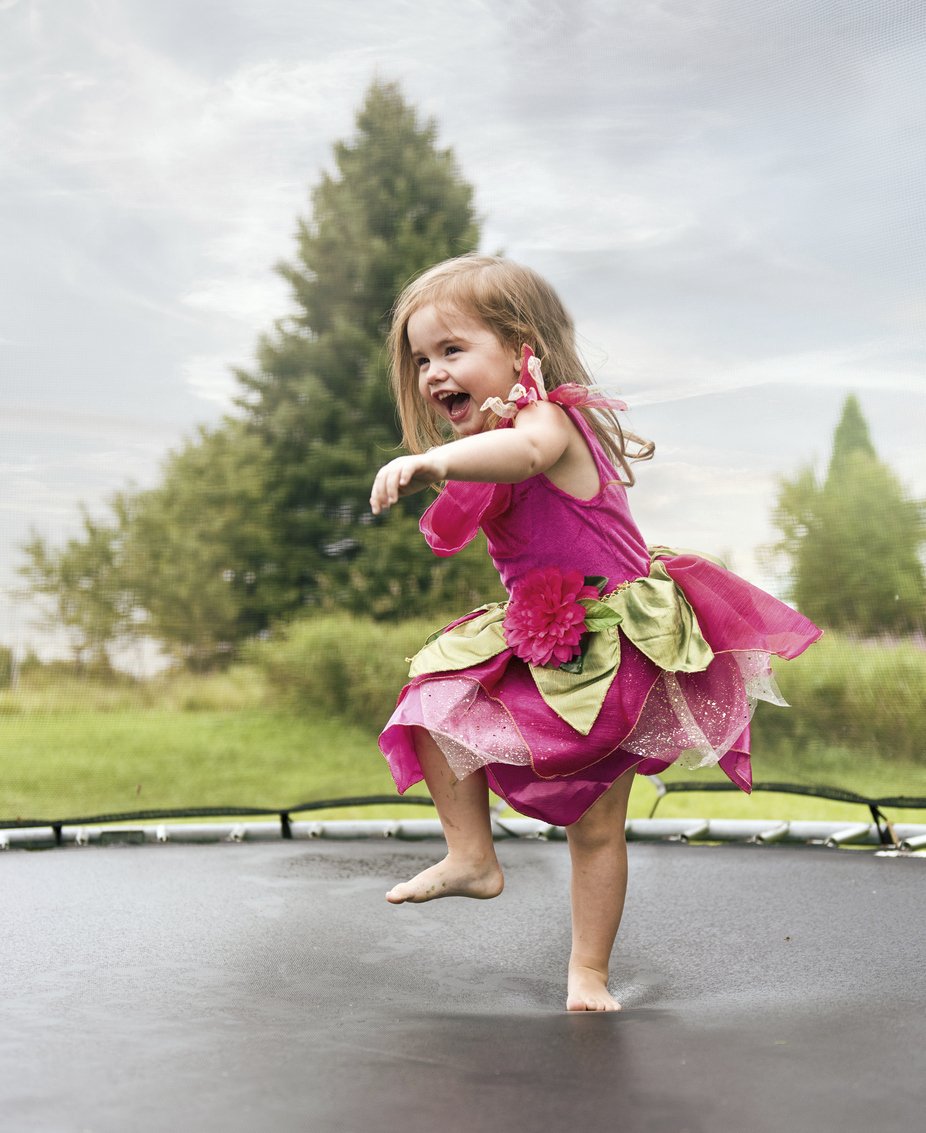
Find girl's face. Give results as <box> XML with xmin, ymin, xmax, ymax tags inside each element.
<box><xmin>408</xmin><ymin>304</ymin><xmax>520</xmax><ymax>438</ymax></box>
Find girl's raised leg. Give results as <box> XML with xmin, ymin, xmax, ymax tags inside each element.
<box><xmin>564</xmin><ymin>769</ymin><xmax>635</xmax><ymax>1011</ymax></box>
<box><xmin>386</xmin><ymin>727</ymin><xmax>504</xmax><ymax>904</ymax></box>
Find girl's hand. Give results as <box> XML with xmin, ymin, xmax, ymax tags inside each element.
<box><xmin>370</xmin><ymin>451</ymin><xmax>446</xmax><ymax>515</ymax></box>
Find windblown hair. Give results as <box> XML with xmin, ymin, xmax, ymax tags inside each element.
<box><xmin>388</xmin><ymin>254</ymin><xmax>654</xmax><ymax>485</ymax></box>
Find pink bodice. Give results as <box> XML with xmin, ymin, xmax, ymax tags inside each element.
<box><xmin>420</xmin><ymin>407</ymin><xmax>650</xmax><ymax>594</ymax></box>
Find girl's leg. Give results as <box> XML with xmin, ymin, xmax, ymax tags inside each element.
<box><xmin>386</xmin><ymin>727</ymin><xmax>504</xmax><ymax>904</ymax></box>
<box><xmin>565</xmin><ymin>769</ymin><xmax>635</xmax><ymax>1011</ymax></box>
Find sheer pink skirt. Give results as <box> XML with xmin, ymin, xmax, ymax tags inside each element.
<box><xmin>379</xmin><ymin>555</ymin><xmax>821</xmax><ymax>826</ymax></box>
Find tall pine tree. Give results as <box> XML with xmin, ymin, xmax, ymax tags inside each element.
<box><xmin>826</xmin><ymin>394</ymin><xmax>877</xmax><ymax>479</ymax></box>
<box><xmin>767</xmin><ymin>394</ymin><xmax>925</xmax><ymax>634</ymax></box>
<box><xmin>236</xmin><ymin>80</ymin><xmax>498</xmax><ymax>619</ymax></box>
<box><xmin>18</xmin><ymin>82</ymin><xmax>502</xmax><ymax>667</ymax></box>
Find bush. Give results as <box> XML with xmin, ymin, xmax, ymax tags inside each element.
<box><xmin>754</xmin><ymin>631</ymin><xmax>926</xmax><ymax>763</ymax></box>
<box><xmin>253</xmin><ymin>618</ymin><xmax>926</xmax><ymax>762</ymax></box>
<box><xmin>247</xmin><ymin>612</ymin><xmax>454</xmax><ymax>733</ymax></box>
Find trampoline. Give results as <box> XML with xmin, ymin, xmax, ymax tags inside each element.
<box><xmin>3</xmin><ymin>820</ymin><xmax>924</xmax><ymax>1132</ymax></box>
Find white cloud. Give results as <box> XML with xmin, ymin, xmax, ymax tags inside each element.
<box><xmin>182</xmin><ymin>273</ymin><xmax>286</xmax><ymax>324</ymax></box>
<box><xmin>629</xmin><ymin>457</ymin><xmax>784</xmax><ymax>587</ymax></box>
<box><xmin>0</xmin><ymin>0</ymin><xmax>922</xmax><ymax>650</ymax></box>
<box><xmin>180</xmin><ymin>353</ymin><xmax>242</xmax><ymax>407</ymax></box>
<box><xmin>0</xmin><ymin>405</ymin><xmax>181</xmax><ymax>444</ymax></box>
<box><xmin>9</xmin><ymin>33</ymin><xmax>374</xmax><ymax>224</ymax></box>
<box><xmin>513</xmin><ymin>187</ymin><xmax>695</xmax><ymax>253</ymax></box>
<box><xmin>604</xmin><ymin>337</ymin><xmax>926</xmax><ymax>407</ymax></box>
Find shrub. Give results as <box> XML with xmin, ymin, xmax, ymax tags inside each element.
<box><xmin>754</xmin><ymin>631</ymin><xmax>926</xmax><ymax>763</ymax></box>
<box><xmin>247</xmin><ymin>612</ymin><xmax>454</xmax><ymax>733</ymax></box>
<box><xmin>254</xmin><ymin>619</ymin><xmax>926</xmax><ymax>762</ymax></box>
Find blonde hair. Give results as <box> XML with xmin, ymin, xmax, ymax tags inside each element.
<box><xmin>388</xmin><ymin>254</ymin><xmax>654</xmax><ymax>485</ymax></box>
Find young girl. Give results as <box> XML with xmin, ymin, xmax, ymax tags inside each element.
<box><xmin>369</xmin><ymin>255</ymin><xmax>821</xmax><ymax>1012</ymax></box>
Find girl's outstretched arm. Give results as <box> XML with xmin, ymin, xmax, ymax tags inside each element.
<box><xmin>370</xmin><ymin>401</ymin><xmax>571</xmax><ymax>515</ymax></box>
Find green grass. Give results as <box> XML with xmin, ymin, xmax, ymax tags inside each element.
<box><xmin>0</xmin><ymin>664</ymin><xmax>273</xmax><ymax>715</ymax></box>
<box><xmin>2</xmin><ymin>698</ymin><xmax>924</xmax><ymax>829</ymax></box>
<box><xmin>2</xmin><ymin>627</ymin><xmax>925</xmax><ymax>830</ymax></box>
<box><xmin>0</xmin><ymin>706</ymin><xmax>430</xmax><ymax>824</ymax></box>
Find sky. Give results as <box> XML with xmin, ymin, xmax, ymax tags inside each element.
<box><xmin>1</xmin><ymin>0</ymin><xmax>924</xmax><ymax>662</ymax></box>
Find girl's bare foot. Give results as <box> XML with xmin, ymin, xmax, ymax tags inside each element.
<box><xmin>386</xmin><ymin>854</ymin><xmax>504</xmax><ymax>904</ymax></box>
<box><xmin>566</xmin><ymin>963</ymin><xmax>621</xmax><ymax>1012</ymax></box>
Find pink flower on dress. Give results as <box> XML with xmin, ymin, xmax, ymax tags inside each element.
<box><xmin>503</xmin><ymin>567</ymin><xmax>599</xmax><ymax>667</ymax></box>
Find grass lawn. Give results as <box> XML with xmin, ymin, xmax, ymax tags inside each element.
<box><xmin>2</xmin><ymin>702</ymin><xmax>925</xmax><ymax>828</ymax></box>
<box><xmin>0</xmin><ymin>708</ymin><xmax>427</xmax><ymax>824</ymax></box>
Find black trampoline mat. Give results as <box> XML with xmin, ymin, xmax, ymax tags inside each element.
<box><xmin>2</xmin><ymin>839</ymin><xmax>923</xmax><ymax>1132</ymax></box>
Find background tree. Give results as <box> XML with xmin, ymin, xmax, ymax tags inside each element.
<box><xmin>16</xmin><ymin>81</ymin><xmax>501</xmax><ymax>667</ymax></box>
<box><xmin>16</xmin><ymin>508</ymin><xmax>132</xmax><ymax>670</ymax></box>
<box><xmin>118</xmin><ymin>423</ymin><xmax>285</xmax><ymax>668</ymax></box>
<box><xmin>236</xmin><ymin>78</ymin><xmax>499</xmax><ymax>620</ymax></box>
<box><xmin>766</xmin><ymin>394</ymin><xmax>925</xmax><ymax>634</ymax></box>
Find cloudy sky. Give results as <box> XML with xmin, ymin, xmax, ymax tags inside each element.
<box><xmin>1</xmin><ymin>0</ymin><xmax>923</xmax><ymax>658</ymax></box>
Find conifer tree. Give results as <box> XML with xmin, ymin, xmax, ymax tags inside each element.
<box><xmin>767</xmin><ymin>394</ymin><xmax>925</xmax><ymax>634</ymax></box>
<box><xmin>826</xmin><ymin>394</ymin><xmax>877</xmax><ymax>479</ymax></box>
<box><xmin>17</xmin><ymin>82</ymin><xmax>501</xmax><ymax>666</ymax></box>
<box><xmin>236</xmin><ymin>80</ymin><xmax>498</xmax><ymax>619</ymax></box>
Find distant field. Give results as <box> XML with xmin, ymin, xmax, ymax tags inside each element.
<box><xmin>0</xmin><ymin>706</ymin><xmax>418</xmax><ymax>823</ymax></box>
<box><xmin>2</xmin><ymin>683</ymin><xmax>924</xmax><ymax>827</ymax></box>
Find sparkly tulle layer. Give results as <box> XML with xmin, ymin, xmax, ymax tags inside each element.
<box><xmin>379</xmin><ymin>554</ymin><xmax>821</xmax><ymax>826</ymax></box>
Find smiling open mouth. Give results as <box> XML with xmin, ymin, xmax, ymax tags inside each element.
<box><xmin>437</xmin><ymin>392</ymin><xmax>471</xmax><ymax>421</ymax></box>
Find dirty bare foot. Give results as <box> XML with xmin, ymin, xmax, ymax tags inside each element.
<box><xmin>386</xmin><ymin>854</ymin><xmax>504</xmax><ymax>904</ymax></box>
<box><xmin>566</xmin><ymin>963</ymin><xmax>621</xmax><ymax>1012</ymax></box>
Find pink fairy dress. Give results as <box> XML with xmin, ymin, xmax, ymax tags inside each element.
<box><xmin>379</xmin><ymin>350</ymin><xmax>822</xmax><ymax>826</ymax></box>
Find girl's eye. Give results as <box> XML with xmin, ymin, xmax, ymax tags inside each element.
<box><xmin>445</xmin><ymin>345</ymin><xmax>460</xmax><ymax>356</ymax></box>
<box><xmin>416</xmin><ymin>357</ymin><xmax>428</xmax><ymax>368</ymax></box>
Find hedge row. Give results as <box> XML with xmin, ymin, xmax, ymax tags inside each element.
<box><xmin>250</xmin><ymin>615</ymin><xmax>925</xmax><ymax>762</ymax></box>
<box><xmin>756</xmin><ymin>631</ymin><xmax>925</xmax><ymax>763</ymax></box>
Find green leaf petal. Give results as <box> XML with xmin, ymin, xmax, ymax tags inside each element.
<box><xmin>581</xmin><ymin>599</ymin><xmax>623</xmax><ymax>631</ymax></box>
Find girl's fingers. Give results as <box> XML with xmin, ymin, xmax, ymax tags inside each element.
<box><xmin>371</xmin><ymin>460</ymin><xmax>405</xmax><ymax>512</ymax></box>
<box><xmin>370</xmin><ymin>470</ymin><xmax>389</xmax><ymax>513</ymax></box>
<box><xmin>371</xmin><ymin>455</ymin><xmax>434</xmax><ymax>513</ymax></box>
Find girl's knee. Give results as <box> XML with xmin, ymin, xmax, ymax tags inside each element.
<box><xmin>567</xmin><ymin>811</ymin><xmax>627</xmax><ymax>853</ymax></box>
<box><xmin>568</xmin><ymin>777</ymin><xmax>634</xmax><ymax>849</ymax></box>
